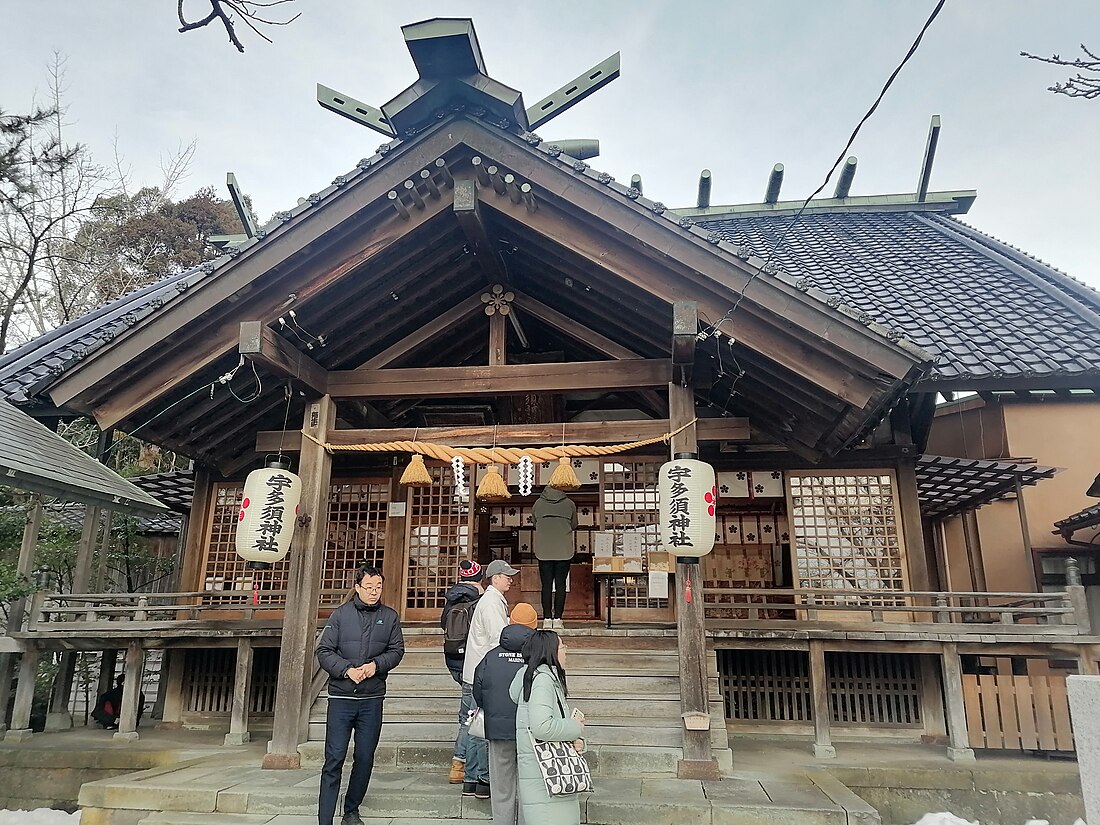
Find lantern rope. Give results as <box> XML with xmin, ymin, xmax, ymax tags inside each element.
<box><xmin>298</xmin><ymin>419</ymin><xmax>698</xmax><ymax>464</ymax></box>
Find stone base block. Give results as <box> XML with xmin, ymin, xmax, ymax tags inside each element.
<box><xmin>261</xmin><ymin>752</ymin><xmax>301</xmax><ymax>770</ymax></box>
<box><xmin>112</xmin><ymin>731</ymin><xmax>140</xmax><ymax>743</ymax></box>
<box><xmin>677</xmin><ymin>758</ymin><xmax>720</xmax><ymax>780</ymax></box>
<box><xmin>45</xmin><ymin>711</ymin><xmax>74</xmax><ymax>731</ymax></box>
<box><xmin>813</xmin><ymin>743</ymin><xmax>837</xmax><ymax>759</ymax></box>
<box><xmin>223</xmin><ymin>731</ymin><xmax>251</xmax><ymax>746</ymax></box>
<box><xmin>4</xmin><ymin>728</ymin><xmax>33</xmax><ymax>743</ymax></box>
<box><xmin>946</xmin><ymin>746</ymin><xmax>975</xmax><ymax>762</ymax></box>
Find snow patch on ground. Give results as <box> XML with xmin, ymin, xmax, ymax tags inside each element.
<box><xmin>0</xmin><ymin>811</ymin><xmax>80</xmax><ymax>824</ymax></box>
<box><xmin>911</xmin><ymin>816</ymin><xmax>1086</xmax><ymax>825</ymax></box>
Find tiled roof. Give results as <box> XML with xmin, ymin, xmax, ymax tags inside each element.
<box><xmin>1054</xmin><ymin>503</ymin><xmax>1100</xmax><ymax>534</ymax></box>
<box><xmin>694</xmin><ymin>210</ymin><xmax>1100</xmax><ymax>386</ymax></box>
<box><xmin>0</xmin><ymin>503</ymin><xmax>182</xmax><ymax>535</ymax></box>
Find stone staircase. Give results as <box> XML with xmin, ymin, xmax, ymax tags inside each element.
<box><xmin>301</xmin><ymin>632</ymin><xmax>733</xmax><ymax>776</ymax></box>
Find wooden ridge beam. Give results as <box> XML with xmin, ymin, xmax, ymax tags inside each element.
<box><xmin>327</xmin><ymin>359</ymin><xmax>671</xmax><ymax>399</ymax></box>
<box><xmin>454</xmin><ymin>177</ymin><xmax>509</xmax><ymax>284</ymax></box>
<box><xmin>256</xmin><ymin>416</ymin><xmax>750</xmax><ymax>453</ymax></box>
<box><xmin>239</xmin><ymin>321</ymin><xmax>327</xmax><ymax>395</ymax></box>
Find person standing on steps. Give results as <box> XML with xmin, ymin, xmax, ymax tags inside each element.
<box><xmin>473</xmin><ymin>602</ymin><xmax>539</xmax><ymax>825</ymax></box>
<box><xmin>316</xmin><ymin>564</ymin><xmax>405</xmax><ymax>825</ymax></box>
<box><xmin>441</xmin><ymin>559</ymin><xmax>485</xmax><ymax>784</ymax></box>
<box><xmin>462</xmin><ymin>558</ymin><xmax>520</xmax><ymax>799</ymax></box>
<box><xmin>531</xmin><ymin>485</ymin><xmax>577</xmax><ymax>629</ymax></box>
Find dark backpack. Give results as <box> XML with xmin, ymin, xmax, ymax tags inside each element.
<box><xmin>443</xmin><ymin>596</ymin><xmax>480</xmax><ymax>656</ymax></box>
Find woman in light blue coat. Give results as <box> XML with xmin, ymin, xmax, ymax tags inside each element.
<box><xmin>509</xmin><ymin>630</ymin><xmax>586</xmax><ymax>825</ymax></box>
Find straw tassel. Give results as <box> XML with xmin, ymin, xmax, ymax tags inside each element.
<box><xmin>476</xmin><ymin>464</ymin><xmax>510</xmax><ymax>500</ymax></box>
<box><xmin>547</xmin><ymin>456</ymin><xmax>581</xmax><ymax>490</ymax></box>
<box><xmin>400</xmin><ymin>453</ymin><xmax>433</xmax><ymax>486</ymax></box>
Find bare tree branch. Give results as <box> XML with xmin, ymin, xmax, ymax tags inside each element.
<box><xmin>177</xmin><ymin>0</ymin><xmax>300</xmax><ymax>53</ymax></box>
<box><xmin>1021</xmin><ymin>43</ymin><xmax>1100</xmax><ymax>100</ymax></box>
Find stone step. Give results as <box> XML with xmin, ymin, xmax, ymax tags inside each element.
<box><xmin>329</xmin><ymin>673</ymin><xmax>720</xmax><ymax>695</ymax></box>
<box><xmin>398</xmin><ymin>647</ymin><xmax>682</xmax><ymax>666</ymax></box>
<box><xmin>319</xmin><ymin>695</ymin><xmax>724</xmax><ymax>719</ymax></box>
<box><xmin>307</xmin><ymin>718</ymin><xmax>730</xmax><ymax>748</ymax></box>
<box><xmin>117</xmin><ymin>768</ymin><xmax>863</xmax><ymax>824</ymax></box>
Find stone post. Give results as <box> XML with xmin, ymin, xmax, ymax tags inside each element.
<box><xmin>1067</xmin><ymin>675</ymin><xmax>1100</xmax><ymax>824</ymax></box>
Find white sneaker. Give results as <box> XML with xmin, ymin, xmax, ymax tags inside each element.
<box><xmin>553</xmin><ymin>619</ymin><xmax>565</xmax><ymax>630</ymax></box>
<box><xmin>542</xmin><ymin>619</ymin><xmax>554</xmax><ymax>630</ymax></box>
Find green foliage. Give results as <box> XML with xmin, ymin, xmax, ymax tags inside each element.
<box><xmin>0</xmin><ymin>105</ymin><xmax>79</xmax><ymax>200</ymax></box>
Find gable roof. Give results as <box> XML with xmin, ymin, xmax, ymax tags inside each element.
<box><xmin>691</xmin><ymin>209</ymin><xmax>1100</xmax><ymax>391</ymax></box>
<box><xmin>0</xmin><ymin>399</ymin><xmax>167</xmax><ymax>514</ymax></box>
<box><xmin>0</xmin><ymin>115</ymin><xmax>929</xmax><ymax>469</ymax></box>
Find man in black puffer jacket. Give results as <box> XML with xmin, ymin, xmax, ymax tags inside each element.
<box><xmin>316</xmin><ymin>564</ymin><xmax>404</xmax><ymax>825</ymax></box>
<box><xmin>473</xmin><ymin>603</ymin><xmax>538</xmax><ymax>825</ymax></box>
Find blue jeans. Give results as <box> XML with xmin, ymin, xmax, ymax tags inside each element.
<box><xmin>461</xmin><ymin>682</ymin><xmax>488</xmax><ymax>783</ymax></box>
<box><xmin>318</xmin><ymin>697</ymin><xmax>383</xmax><ymax>825</ymax></box>
<box><xmin>455</xmin><ymin>681</ymin><xmax>468</xmax><ymax>761</ymax></box>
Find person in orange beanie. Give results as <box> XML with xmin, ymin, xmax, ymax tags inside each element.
<box><xmin>473</xmin><ymin>603</ymin><xmax>538</xmax><ymax>824</ymax></box>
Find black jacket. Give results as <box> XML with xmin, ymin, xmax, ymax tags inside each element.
<box><xmin>472</xmin><ymin>624</ymin><xmax>535</xmax><ymax>740</ymax></box>
<box><xmin>440</xmin><ymin>582</ymin><xmax>481</xmax><ymax>683</ymax></box>
<box><xmin>316</xmin><ymin>595</ymin><xmax>405</xmax><ymax>699</ymax></box>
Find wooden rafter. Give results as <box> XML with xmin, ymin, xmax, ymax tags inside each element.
<box><xmin>358</xmin><ymin>292</ymin><xmax>487</xmax><ymax>370</ymax></box>
<box><xmin>511</xmin><ymin>292</ymin><xmax>641</xmax><ymax>360</ymax></box>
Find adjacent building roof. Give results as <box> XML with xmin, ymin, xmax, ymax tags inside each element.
<box><xmin>915</xmin><ymin>454</ymin><xmax>1060</xmax><ymax>519</ymax></box>
<box><xmin>1054</xmin><ymin>503</ymin><xmax>1100</xmax><ymax>535</ymax></box>
<box><xmin>0</xmin><ymin>399</ymin><xmax>167</xmax><ymax>514</ymax></box>
<box><xmin>130</xmin><ymin>469</ymin><xmax>196</xmax><ymax>514</ymax></box>
<box><xmin>691</xmin><ymin>209</ymin><xmax>1100</xmax><ymax>391</ymax></box>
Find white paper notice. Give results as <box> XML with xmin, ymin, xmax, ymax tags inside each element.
<box><xmin>648</xmin><ymin>571</ymin><xmax>669</xmax><ymax>599</ymax></box>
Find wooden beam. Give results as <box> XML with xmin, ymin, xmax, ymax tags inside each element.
<box><xmin>454</xmin><ymin>178</ymin><xmax>509</xmax><ymax>284</ymax></box>
<box><xmin>940</xmin><ymin>642</ymin><xmax>976</xmax><ymax>762</ymax></box>
<box><xmin>672</xmin><ymin>301</ymin><xmax>698</xmax><ymax>386</ymax></box>
<box><xmin>239</xmin><ymin>322</ymin><xmax>327</xmax><ymax>395</ymax></box>
<box><xmin>327</xmin><ymin>359</ymin><xmax>672</xmax><ymax>399</ymax></box>
<box><xmin>358</xmin><ymin>292</ymin><xmax>487</xmax><ymax>370</ymax></box>
<box><xmin>256</xmin><ymin>417</ymin><xmax>750</xmax><ymax>453</ymax></box>
<box><xmin>113</xmin><ymin>640</ymin><xmax>144</xmax><ymax>741</ymax></box>
<box><xmin>809</xmin><ymin>640</ymin><xmax>836</xmax><ymax>758</ymax></box>
<box><xmin>4</xmin><ymin>645</ymin><xmax>40</xmax><ymax>739</ymax></box>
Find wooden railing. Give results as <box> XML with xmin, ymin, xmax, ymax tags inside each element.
<box><xmin>702</xmin><ymin>586</ymin><xmax>1093</xmax><ymax>635</ymax></box>
<box><xmin>24</xmin><ymin>588</ymin><xmax>353</xmax><ymax>630</ymax></box>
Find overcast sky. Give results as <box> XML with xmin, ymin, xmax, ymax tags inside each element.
<box><xmin>4</xmin><ymin>1</ymin><xmax>1099</xmax><ymax>287</ymax></box>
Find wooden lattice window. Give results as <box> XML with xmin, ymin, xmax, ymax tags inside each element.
<box><xmin>405</xmin><ymin>465</ymin><xmax>471</xmax><ymax>617</ymax></box>
<box><xmin>786</xmin><ymin>471</ymin><xmax>909</xmax><ymax>605</ymax></box>
<box><xmin>321</xmin><ymin>479</ymin><xmax>390</xmax><ymax>607</ymax></box>
<box><xmin>719</xmin><ymin>649</ymin><xmax>811</xmax><ymax>722</ymax></box>
<box><xmin>201</xmin><ymin>483</ymin><xmax>290</xmax><ymax>606</ymax></box>
<box><xmin>827</xmin><ymin>652</ymin><xmax>921</xmax><ymax>727</ymax></box>
<box><xmin>182</xmin><ymin>647</ymin><xmax>280</xmax><ymax>716</ymax></box>
<box><xmin>600</xmin><ymin>459</ymin><xmax>667</xmax><ymax>610</ymax></box>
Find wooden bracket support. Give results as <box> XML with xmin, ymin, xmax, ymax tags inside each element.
<box><xmin>672</xmin><ymin>301</ymin><xmax>698</xmax><ymax>387</ymax></box>
<box><xmin>454</xmin><ymin>178</ymin><xmax>510</xmax><ymax>284</ymax></box>
<box><xmin>239</xmin><ymin>321</ymin><xmax>327</xmax><ymax>396</ymax></box>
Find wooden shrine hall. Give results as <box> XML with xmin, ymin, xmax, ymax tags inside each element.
<box><xmin>3</xmin><ymin>18</ymin><xmax>1100</xmax><ymax>775</ymax></box>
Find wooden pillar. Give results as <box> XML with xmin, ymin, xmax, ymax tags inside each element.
<box><xmin>918</xmin><ymin>654</ymin><xmax>948</xmax><ymax>742</ymax></box>
<box><xmin>961</xmin><ymin>510</ymin><xmax>987</xmax><ymax>591</ymax></box>
<box><xmin>895</xmin><ymin>460</ymin><xmax>930</xmax><ymax>591</ymax></box>
<box><xmin>48</xmin><ymin>504</ymin><xmax>103</xmax><ymax>727</ymax></box>
<box><xmin>808</xmin><ymin>641</ymin><xmax>836</xmax><ymax>758</ymax></box>
<box><xmin>113</xmin><ymin>641</ymin><xmax>144</xmax><ymax>742</ymax></box>
<box><xmin>669</xmin><ymin>373</ymin><xmax>718</xmax><ymax>780</ymax></box>
<box><xmin>225</xmin><ymin>638</ymin><xmax>254</xmax><ymax>746</ymax></box>
<box><xmin>178</xmin><ymin>467</ymin><xmax>213</xmax><ymax>593</ymax></box>
<box><xmin>4</xmin><ymin>644</ymin><xmax>41</xmax><ymax>742</ymax></box>
<box><xmin>382</xmin><ymin>464</ymin><xmax>408</xmax><ymax>616</ymax></box>
<box><xmin>97</xmin><ymin>649</ymin><xmax>119</xmax><ymax>698</ymax></box>
<box><xmin>940</xmin><ymin>642</ymin><xmax>975</xmax><ymax>762</ymax></box>
<box><xmin>1014</xmin><ymin>478</ymin><xmax>1035</xmax><ymax>587</ymax></box>
<box><xmin>264</xmin><ymin>395</ymin><xmax>336</xmax><ymax>769</ymax></box>
<box><xmin>0</xmin><ymin>497</ymin><xmax>43</xmax><ymax>733</ymax></box>
<box><xmin>488</xmin><ymin>311</ymin><xmax>507</xmax><ymax>367</ymax></box>
<box><xmin>159</xmin><ymin>650</ymin><xmax>185</xmax><ymax>726</ymax></box>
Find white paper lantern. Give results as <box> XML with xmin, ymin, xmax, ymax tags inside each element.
<box><xmin>658</xmin><ymin>458</ymin><xmax>717</xmax><ymax>558</ymax></box>
<box><xmin>235</xmin><ymin>459</ymin><xmax>303</xmax><ymax>568</ymax></box>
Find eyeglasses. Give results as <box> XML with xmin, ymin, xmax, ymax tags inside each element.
<box><xmin>356</xmin><ymin>583</ymin><xmax>384</xmax><ymax>593</ymax></box>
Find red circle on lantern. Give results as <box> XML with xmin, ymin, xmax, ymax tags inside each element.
<box><xmin>242</xmin><ymin>497</ymin><xmax>251</xmax><ymax>508</ymax></box>
<box><xmin>238</xmin><ymin>510</ymin><xmax>245</xmax><ymax>522</ymax></box>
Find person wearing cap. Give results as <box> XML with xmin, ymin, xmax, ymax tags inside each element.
<box><xmin>461</xmin><ymin>558</ymin><xmax>520</xmax><ymax>799</ymax></box>
<box><xmin>441</xmin><ymin>559</ymin><xmax>485</xmax><ymax>784</ymax></box>
<box><xmin>473</xmin><ymin>603</ymin><xmax>538</xmax><ymax>825</ymax></box>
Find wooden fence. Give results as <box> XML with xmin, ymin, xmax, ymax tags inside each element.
<box><xmin>962</xmin><ymin>673</ymin><xmax>1075</xmax><ymax>752</ymax></box>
